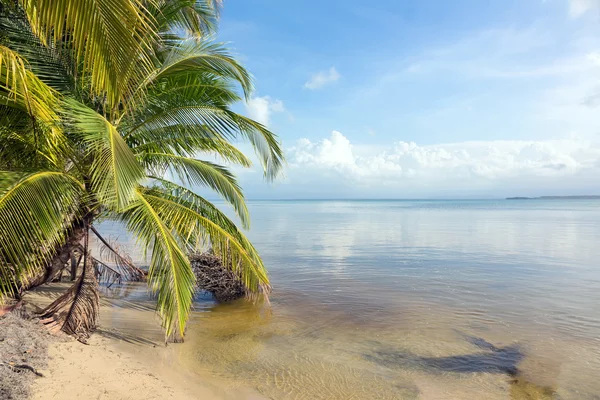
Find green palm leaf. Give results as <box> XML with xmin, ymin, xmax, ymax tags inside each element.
<box><xmin>66</xmin><ymin>100</ymin><xmax>145</xmax><ymax>210</ymax></box>
<box><xmin>133</xmin><ymin>133</ymin><xmax>252</xmax><ymax>168</ymax></box>
<box><xmin>152</xmin><ymin>40</ymin><xmax>253</xmax><ymax>98</ymax></box>
<box><xmin>120</xmin><ymin>188</ymin><xmax>196</xmax><ymax>338</ymax></box>
<box><xmin>141</xmin><ymin>187</ymin><xmax>270</xmax><ymax>294</ymax></box>
<box><xmin>126</xmin><ymin>104</ymin><xmax>284</xmax><ymax>181</ymax></box>
<box><xmin>0</xmin><ymin>45</ymin><xmax>61</xmax><ymax>126</ymax></box>
<box><xmin>153</xmin><ymin>0</ymin><xmax>222</xmax><ymax>39</ymax></box>
<box><xmin>149</xmin><ymin>177</ymin><xmax>246</xmax><ymax>236</ymax></box>
<box><xmin>18</xmin><ymin>0</ymin><xmax>157</xmax><ymax>110</ymax></box>
<box><xmin>140</xmin><ymin>152</ymin><xmax>249</xmax><ymax>228</ymax></box>
<box><xmin>0</xmin><ymin>10</ymin><xmax>74</xmax><ymax>93</ymax></box>
<box><xmin>0</xmin><ymin>171</ymin><xmax>84</xmax><ymax>296</ymax></box>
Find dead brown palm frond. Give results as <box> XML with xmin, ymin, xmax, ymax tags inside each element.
<box><xmin>38</xmin><ymin>253</ymin><xmax>99</xmax><ymax>342</ymax></box>
<box><xmin>93</xmin><ymin>258</ymin><xmax>122</xmax><ymax>288</ymax></box>
<box><xmin>91</xmin><ymin>225</ymin><xmax>146</xmax><ymax>282</ymax></box>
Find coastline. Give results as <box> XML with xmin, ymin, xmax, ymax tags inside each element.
<box><xmin>23</xmin><ymin>283</ymin><xmax>265</xmax><ymax>400</ymax></box>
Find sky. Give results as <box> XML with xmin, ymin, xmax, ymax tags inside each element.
<box><xmin>213</xmin><ymin>0</ymin><xmax>600</xmax><ymax>199</ymax></box>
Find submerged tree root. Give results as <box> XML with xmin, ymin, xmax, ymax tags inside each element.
<box><xmin>190</xmin><ymin>253</ymin><xmax>247</xmax><ymax>302</ymax></box>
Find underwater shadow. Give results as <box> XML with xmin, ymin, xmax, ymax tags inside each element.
<box><xmin>365</xmin><ymin>344</ymin><xmax>523</xmax><ymax>375</ymax></box>
<box><xmin>365</xmin><ymin>334</ymin><xmax>523</xmax><ymax>375</ymax></box>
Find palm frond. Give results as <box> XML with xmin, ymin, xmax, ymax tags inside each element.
<box><xmin>125</xmin><ymin>104</ymin><xmax>283</xmax><ymax>180</ymax></box>
<box><xmin>133</xmin><ymin>134</ymin><xmax>252</xmax><ymax>168</ymax></box>
<box><xmin>227</xmin><ymin>112</ymin><xmax>285</xmax><ymax>181</ymax></box>
<box><xmin>119</xmin><ymin>188</ymin><xmax>195</xmax><ymax>338</ymax></box>
<box><xmin>39</xmin><ymin>251</ymin><xmax>99</xmax><ymax>341</ymax></box>
<box><xmin>149</xmin><ymin>177</ymin><xmax>247</xmax><ymax>234</ymax></box>
<box><xmin>0</xmin><ymin>171</ymin><xmax>84</xmax><ymax>296</ymax></box>
<box><xmin>91</xmin><ymin>225</ymin><xmax>146</xmax><ymax>281</ymax></box>
<box><xmin>18</xmin><ymin>0</ymin><xmax>157</xmax><ymax>110</ymax></box>
<box><xmin>0</xmin><ymin>45</ymin><xmax>61</xmax><ymax>125</ymax></box>
<box><xmin>140</xmin><ymin>152</ymin><xmax>249</xmax><ymax>227</ymax></box>
<box><xmin>141</xmin><ymin>187</ymin><xmax>270</xmax><ymax>295</ymax></box>
<box><xmin>66</xmin><ymin>100</ymin><xmax>145</xmax><ymax>210</ymax></box>
<box><xmin>153</xmin><ymin>0</ymin><xmax>221</xmax><ymax>39</ymax></box>
<box><xmin>150</xmin><ymin>40</ymin><xmax>253</xmax><ymax>98</ymax></box>
<box><xmin>0</xmin><ymin>8</ymin><xmax>74</xmax><ymax>93</ymax></box>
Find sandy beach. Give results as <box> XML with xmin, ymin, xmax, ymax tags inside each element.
<box><xmin>19</xmin><ymin>283</ymin><xmax>264</xmax><ymax>400</ymax></box>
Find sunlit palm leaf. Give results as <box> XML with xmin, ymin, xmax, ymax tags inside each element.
<box><xmin>153</xmin><ymin>0</ymin><xmax>222</xmax><ymax>39</ymax></box>
<box><xmin>126</xmin><ymin>104</ymin><xmax>283</xmax><ymax>180</ymax></box>
<box><xmin>0</xmin><ymin>45</ymin><xmax>61</xmax><ymax>125</ymax></box>
<box><xmin>0</xmin><ymin>10</ymin><xmax>74</xmax><ymax>93</ymax></box>
<box><xmin>140</xmin><ymin>152</ymin><xmax>249</xmax><ymax>227</ymax></box>
<box><xmin>133</xmin><ymin>134</ymin><xmax>252</xmax><ymax>168</ymax></box>
<box><xmin>152</xmin><ymin>40</ymin><xmax>253</xmax><ymax>98</ymax></box>
<box><xmin>149</xmin><ymin>177</ymin><xmax>246</xmax><ymax>236</ymax></box>
<box><xmin>227</xmin><ymin>112</ymin><xmax>285</xmax><ymax>181</ymax></box>
<box><xmin>18</xmin><ymin>0</ymin><xmax>157</xmax><ymax>109</ymax></box>
<box><xmin>66</xmin><ymin>100</ymin><xmax>145</xmax><ymax>210</ymax></box>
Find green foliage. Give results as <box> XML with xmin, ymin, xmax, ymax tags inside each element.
<box><xmin>0</xmin><ymin>0</ymin><xmax>283</xmax><ymax>337</ymax></box>
<box><xmin>0</xmin><ymin>171</ymin><xmax>85</xmax><ymax>295</ymax></box>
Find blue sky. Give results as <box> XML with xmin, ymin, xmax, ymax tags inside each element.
<box><xmin>213</xmin><ymin>0</ymin><xmax>600</xmax><ymax>198</ymax></box>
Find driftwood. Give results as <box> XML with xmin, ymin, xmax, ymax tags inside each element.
<box><xmin>190</xmin><ymin>253</ymin><xmax>246</xmax><ymax>302</ymax></box>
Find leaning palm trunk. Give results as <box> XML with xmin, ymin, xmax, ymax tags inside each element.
<box><xmin>24</xmin><ymin>219</ymin><xmax>88</xmax><ymax>290</ymax></box>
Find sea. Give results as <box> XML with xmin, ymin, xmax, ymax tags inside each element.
<box><xmin>94</xmin><ymin>199</ymin><xmax>600</xmax><ymax>399</ymax></box>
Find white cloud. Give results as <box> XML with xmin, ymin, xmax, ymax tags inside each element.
<box><xmin>569</xmin><ymin>0</ymin><xmax>600</xmax><ymax>18</ymax></box>
<box><xmin>245</xmin><ymin>96</ymin><xmax>285</xmax><ymax>127</ymax></box>
<box><xmin>304</xmin><ymin>67</ymin><xmax>341</xmax><ymax>90</ymax></box>
<box><xmin>283</xmin><ymin>131</ymin><xmax>600</xmax><ymax>196</ymax></box>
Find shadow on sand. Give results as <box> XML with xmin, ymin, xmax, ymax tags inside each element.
<box><xmin>96</xmin><ymin>328</ymin><xmax>159</xmax><ymax>346</ymax></box>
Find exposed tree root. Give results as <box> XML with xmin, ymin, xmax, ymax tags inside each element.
<box><xmin>0</xmin><ymin>362</ymin><xmax>44</xmax><ymax>377</ymax></box>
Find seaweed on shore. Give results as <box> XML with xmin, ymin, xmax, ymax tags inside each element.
<box><xmin>0</xmin><ymin>313</ymin><xmax>53</xmax><ymax>400</ymax></box>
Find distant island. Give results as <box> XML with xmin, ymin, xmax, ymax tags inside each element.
<box><xmin>506</xmin><ymin>195</ymin><xmax>600</xmax><ymax>200</ymax></box>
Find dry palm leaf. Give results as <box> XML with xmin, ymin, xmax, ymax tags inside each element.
<box><xmin>93</xmin><ymin>257</ymin><xmax>122</xmax><ymax>288</ymax></box>
<box><xmin>38</xmin><ymin>257</ymin><xmax>99</xmax><ymax>341</ymax></box>
<box><xmin>92</xmin><ymin>226</ymin><xmax>147</xmax><ymax>282</ymax></box>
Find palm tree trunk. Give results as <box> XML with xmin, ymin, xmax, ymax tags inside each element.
<box><xmin>70</xmin><ymin>252</ymin><xmax>79</xmax><ymax>281</ymax></box>
<box><xmin>24</xmin><ymin>217</ymin><xmax>90</xmax><ymax>290</ymax></box>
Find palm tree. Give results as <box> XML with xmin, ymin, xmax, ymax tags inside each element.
<box><xmin>0</xmin><ymin>0</ymin><xmax>284</xmax><ymax>340</ymax></box>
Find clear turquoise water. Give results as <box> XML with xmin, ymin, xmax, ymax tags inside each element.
<box><xmin>95</xmin><ymin>200</ymin><xmax>600</xmax><ymax>399</ymax></box>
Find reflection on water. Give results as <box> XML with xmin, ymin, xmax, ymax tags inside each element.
<box><xmin>96</xmin><ymin>200</ymin><xmax>600</xmax><ymax>399</ymax></box>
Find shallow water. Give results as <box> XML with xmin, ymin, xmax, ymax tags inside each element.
<box><xmin>95</xmin><ymin>200</ymin><xmax>600</xmax><ymax>399</ymax></box>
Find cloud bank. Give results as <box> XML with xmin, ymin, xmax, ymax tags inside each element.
<box><xmin>268</xmin><ymin>131</ymin><xmax>600</xmax><ymax>198</ymax></box>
